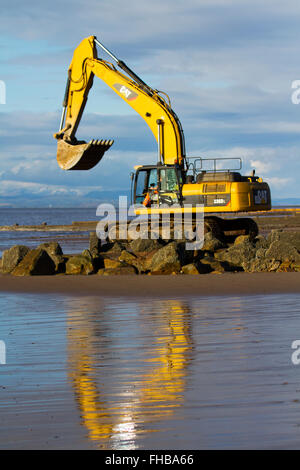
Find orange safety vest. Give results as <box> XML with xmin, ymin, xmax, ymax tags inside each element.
<box><xmin>143</xmin><ymin>192</ymin><xmax>151</xmax><ymax>207</ymax></box>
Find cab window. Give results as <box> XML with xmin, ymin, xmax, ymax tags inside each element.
<box><xmin>135</xmin><ymin>169</ymin><xmax>158</xmax><ymax>203</ymax></box>
<box><xmin>135</xmin><ymin>170</ymin><xmax>148</xmax><ymax>204</ymax></box>
<box><xmin>159</xmin><ymin>168</ymin><xmax>179</xmax><ymax>192</ymax></box>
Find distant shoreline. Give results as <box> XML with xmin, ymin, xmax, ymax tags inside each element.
<box><xmin>1</xmin><ymin>272</ymin><xmax>300</xmax><ymax>298</ymax></box>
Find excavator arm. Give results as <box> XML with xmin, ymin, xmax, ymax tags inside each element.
<box><xmin>54</xmin><ymin>36</ymin><xmax>186</xmax><ymax>170</ymax></box>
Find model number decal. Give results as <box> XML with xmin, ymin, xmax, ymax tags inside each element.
<box><xmin>214</xmin><ymin>198</ymin><xmax>226</xmax><ymax>204</ymax></box>
<box><xmin>113</xmin><ymin>83</ymin><xmax>138</xmax><ymax>101</ymax></box>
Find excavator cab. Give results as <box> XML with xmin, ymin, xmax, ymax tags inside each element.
<box><xmin>134</xmin><ymin>165</ymin><xmax>183</xmax><ymax>207</ymax></box>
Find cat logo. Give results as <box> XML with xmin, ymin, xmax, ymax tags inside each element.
<box><xmin>254</xmin><ymin>189</ymin><xmax>268</xmax><ymax>205</ymax></box>
<box><xmin>113</xmin><ymin>83</ymin><xmax>138</xmax><ymax>101</ymax></box>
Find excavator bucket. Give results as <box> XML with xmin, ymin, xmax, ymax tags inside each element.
<box><xmin>56</xmin><ymin>139</ymin><xmax>114</xmax><ymax>170</ymax></box>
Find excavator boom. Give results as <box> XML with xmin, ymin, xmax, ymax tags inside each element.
<box><xmin>54</xmin><ymin>36</ymin><xmax>185</xmax><ymax>170</ymax></box>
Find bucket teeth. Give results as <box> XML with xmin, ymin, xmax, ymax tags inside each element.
<box><xmin>88</xmin><ymin>138</ymin><xmax>115</xmax><ymax>147</ymax></box>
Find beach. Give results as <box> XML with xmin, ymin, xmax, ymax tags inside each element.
<box><xmin>0</xmin><ymin>271</ymin><xmax>300</xmax><ymax>297</ymax></box>
<box><xmin>1</xmin><ymin>287</ymin><xmax>300</xmax><ymax>450</ymax></box>
<box><xmin>1</xmin><ymin>208</ymin><xmax>300</xmax><ymax>450</ymax></box>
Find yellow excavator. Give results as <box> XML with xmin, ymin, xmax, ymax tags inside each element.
<box><xmin>54</xmin><ymin>35</ymin><xmax>271</xmax><ymax>238</ymax></box>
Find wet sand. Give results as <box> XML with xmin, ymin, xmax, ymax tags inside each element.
<box><xmin>0</xmin><ymin>271</ymin><xmax>300</xmax><ymax>297</ymax></box>
<box><xmin>1</xmin><ymin>291</ymin><xmax>300</xmax><ymax>449</ymax></box>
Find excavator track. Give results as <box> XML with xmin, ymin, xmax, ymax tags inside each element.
<box><xmin>203</xmin><ymin>216</ymin><xmax>258</xmax><ymax>241</ymax></box>
<box><xmin>104</xmin><ymin>215</ymin><xmax>258</xmax><ymax>245</ymax></box>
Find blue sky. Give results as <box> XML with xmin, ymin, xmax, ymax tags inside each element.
<box><xmin>1</xmin><ymin>0</ymin><xmax>300</xmax><ymax>205</ymax></box>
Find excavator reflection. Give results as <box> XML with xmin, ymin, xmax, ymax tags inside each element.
<box><xmin>66</xmin><ymin>299</ymin><xmax>193</xmax><ymax>448</ymax></box>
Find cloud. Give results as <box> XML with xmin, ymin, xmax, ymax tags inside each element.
<box><xmin>1</xmin><ymin>0</ymin><xmax>300</xmax><ymax>202</ymax></box>
<box><xmin>0</xmin><ymin>179</ymin><xmax>104</xmax><ymax>197</ymax></box>
<box><xmin>249</xmin><ymin>160</ymin><xmax>273</xmax><ymax>174</ymax></box>
<box><xmin>267</xmin><ymin>176</ymin><xmax>293</xmax><ymax>190</ymax></box>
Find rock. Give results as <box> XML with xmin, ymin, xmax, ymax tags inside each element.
<box><xmin>265</xmin><ymin>240</ymin><xmax>300</xmax><ymax>263</ymax></box>
<box><xmin>12</xmin><ymin>248</ymin><xmax>55</xmax><ymax>276</ymax></box>
<box><xmin>103</xmin><ymin>258</ymin><xmax>123</xmax><ymax>269</ymax></box>
<box><xmin>38</xmin><ymin>241</ymin><xmax>63</xmax><ymax>256</ymax></box>
<box><xmin>38</xmin><ymin>242</ymin><xmax>64</xmax><ymax>273</ymax></box>
<box><xmin>234</xmin><ymin>235</ymin><xmax>251</xmax><ymax>246</ymax></box>
<box><xmin>83</xmin><ymin>248</ymin><xmax>103</xmax><ymax>271</ymax></box>
<box><xmin>65</xmin><ymin>254</ymin><xmax>95</xmax><ymax>275</ymax></box>
<box><xmin>129</xmin><ymin>238</ymin><xmax>163</xmax><ymax>254</ymax></box>
<box><xmin>119</xmin><ymin>250</ymin><xmax>145</xmax><ymax>273</ymax></box>
<box><xmin>254</xmin><ymin>235</ymin><xmax>269</xmax><ymax>250</ymax></box>
<box><xmin>291</xmin><ymin>261</ymin><xmax>300</xmax><ymax>272</ymax></box>
<box><xmin>200</xmin><ymin>255</ymin><xmax>226</xmax><ymax>273</ymax></box>
<box><xmin>82</xmin><ymin>249</ymin><xmax>93</xmax><ymax>260</ymax></box>
<box><xmin>105</xmin><ymin>241</ymin><xmax>127</xmax><ymax>254</ymax></box>
<box><xmin>255</xmin><ymin>247</ymin><xmax>268</xmax><ymax>260</ymax></box>
<box><xmin>150</xmin><ymin>242</ymin><xmax>181</xmax><ymax>274</ymax></box>
<box><xmin>202</xmin><ymin>232</ymin><xmax>226</xmax><ymax>252</ymax></box>
<box><xmin>243</xmin><ymin>258</ymin><xmax>281</xmax><ymax>273</ymax></box>
<box><xmin>89</xmin><ymin>231</ymin><xmax>101</xmax><ymax>257</ymax></box>
<box><xmin>2</xmin><ymin>245</ymin><xmax>30</xmax><ymax>273</ymax></box>
<box><xmin>97</xmin><ymin>265</ymin><xmax>137</xmax><ymax>275</ymax></box>
<box><xmin>215</xmin><ymin>238</ymin><xmax>256</xmax><ymax>270</ymax></box>
<box><xmin>242</xmin><ymin>233</ymin><xmax>300</xmax><ymax>273</ymax></box>
<box><xmin>181</xmin><ymin>263</ymin><xmax>201</xmax><ymax>275</ymax></box>
<box><xmin>277</xmin><ymin>260</ymin><xmax>295</xmax><ymax>272</ymax></box>
<box><xmin>267</xmin><ymin>230</ymin><xmax>300</xmax><ymax>250</ymax></box>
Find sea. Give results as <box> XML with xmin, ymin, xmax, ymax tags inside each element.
<box><xmin>0</xmin><ymin>207</ymin><xmax>300</xmax><ymax>450</ymax></box>
<box><xmin>0</xmin><ymin>207</ymin><xmax>100</xmax><ymax>257</ymax></box>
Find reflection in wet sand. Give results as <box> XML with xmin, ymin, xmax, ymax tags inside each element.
<box><xmin>66</xmin><ymin>299</ymin><xmax>193</xmax><ymax>449</ymax></box>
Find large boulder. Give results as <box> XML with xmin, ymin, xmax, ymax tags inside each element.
<box><xmin>2</xmin><ymin>245</ymin><xmax>30</xmax><ymax>273</ymax></box>
<box><xmin>240</xmin><ymin>231</ymin><xmax>300</xmax><ymax>273</ymax></box>
<box><xmin>104</xmin><ymin>241</ymin><xmax>128</xmax><ymax>255</ymax></box>
<box><xmin>89</xmin><ymin>231</ymin><xmax>101</xmax><ymax>257</ymax></box>
<box><xmin>38</xmin><ymin>242</ymin><xmax>65</xmax><ymax>273</ymax></box>
<box><xmin>200</xmin><ymin>255</ymin><xmax>226</xmax><ymax>273</ymax></box>
<box><xmin>150</xmin><ymin>242</ymin><xmax>182</xmax><ymax>274</ymax></box>
<box><xmin>103</xmin><ymin>257</ymin><xmax>123</xmax><ymax>269</ymax></box>
<box><xmin>267</xmin><ymin>230</ymin><xmax>300</xmax><ymax>250</ymax></box>
<box><xmin>12</xmin><ymin>248</ymin><xmax>55</xmax><ymax>276</ymax></box>
<box><xmin>180</xmin><ymin>262</ymin><xmax>212</xmax><ymax>274</ymax></box>
<box><xmin>202</xmin><ymin>232</ymin><xmax>226</xmax><ymax>252</ymax></box>
<box><xmin>38</xmin><ymin>241</ymin><xmax>63</xmax><ymax>256</ymax></box>
<box><xmin>129</xmin><ymin>238</ymin><xmax>163</xmax><ymax>254</ymax></box>
<box><xmin>264</xmin><ymin>240</ymin><xmax>300</xmax><ymax>263</ymax></box>
<box><xmin>118</xmin><ymin>250</ymin><xmax>146</xmax><ymax>273</ymax></box>
<box><xmin>65</xmin><ymin>253</ymin><xmax>95</xmax><ymax>275</ymax></box>
<box><xmin>214</xmin><ymin>238</ymin><xmax>256</xmax><ymax>270</ymax></box>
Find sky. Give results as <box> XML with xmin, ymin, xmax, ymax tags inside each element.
<box><xmin>1</xmin><ymin>0</ymin><xmax>300</xmax><ymax>206</ymax></box>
